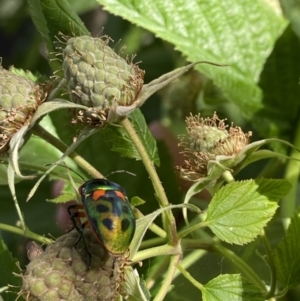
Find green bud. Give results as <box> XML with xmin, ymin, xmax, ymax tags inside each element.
<box><xmin>0</xmin><ymin>66</ymin><xmax>47</xmax><ymax>154</ymax></box>
<box><xmin>178</xmin><ymin>112</ymin><xmax>252</xmax><ymax>181</ymax></box>
<box><xmin>62</xmin><ymin>35</ymin><xmax>144</xmax><ymax>125</ymax></box>
<box><xmin>20</xmin><ymin>229</ymin><xmax>128</xmax><ymax>301</ymax></box>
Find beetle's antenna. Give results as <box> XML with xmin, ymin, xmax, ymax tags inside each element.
<box><xmin>45</xmin><ymin>163</ymin><xmax>86</xmax><ymax>181</ymax></box>
<box><xmin>105</xmin><ymin>170</ymin><xmax>136</xmax><ymax>178</ymax></box>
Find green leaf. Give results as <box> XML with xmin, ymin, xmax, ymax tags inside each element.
<box><xmin>254</xmin><ymin>25</ymin><xmax>300</xmax><ymax>146</ymax></box>
<box><xmin>27</xmin><ymin>126</ymin><xmax>100</xmax><ymax>201</ymax></box>
<box><xmin>0</xmin><ymin>165</ymin><xmax>23</xmax><ymax>186</ymax></box>
<box><xmin>129</xmin><ymin>203</ymin><xmax>200</xmax><ymax>259</ymax></box>
<box><xmin>66</xmin><ymin>0</ymin><xmax>98</xmax><ymax>14</ymax></box>
<box><xmin>280</xmin><ymin>0</ymin><xmax>300</xmax><ymax>39</ymax></box>
<box><xmin>9</xmin><ymin>67</ymin><xmax>38</xmax><ymax>82</ymax></box>
<box><xmin>202</xmin><ymin>274</ymin><xmax>264</xmax><ymax>301</ymax></box>
<box><xmin>40</xmin><ymin>0</ymin><xmax>89</xmax><ymax>36</ymax></box>
<box><xmin>96</xmin><ymin>0</ymin><xmax>287</xmax><ymax>117</ymax></box>
<box><xmin>205</xmin><ymin>179</ymin><xmax>282</xmax><ymax>245</ymax></box>
<box><xmin>102</xmin><ymin>109</ymin><xmax>160</xmax><ymax>166</ymax></box>
<box><xmin>181</xmin><ymin>139</ymin><xmax>293</xmax><ymax>223</ymax></box>
<box><xmin>0</xmin><ymin>165</ymin><xmax>9</xmax><ymax>185</ymax></box>
<box><xmin>19</xmin><ymin>116</ymin><xmax>84</xmax><ymax>184</ymax></box>
<box><xmin>255</xmin><ymin>178</ymin><xmax>292</xmax><ymax>201</ymax></box>
<box><xmin>47</xmin><ymin>192</ymin><xmax>76</xmax><ymax>203</ymax></box>
<box><xmin>28</xmin><ymin>0</ymin><xmax>57</xmax><ymax>69</ymax></box>
<box><xmin>121</xmin><ymin>266</ymin><xmax>151</xmax><ymax>301</ymax></box>
<box><xmin>131</xmin><ymin>196</ymin><xmax>146</xmax><ymax>206</ymax></box>
<box><xmin>130</xmin><ymin>110</ymin><xmax>160</xmax><ymax>166</ymax></box>
<box><xmin>28</xmin><ymin>0</ymin><xmax>89</xmax><ymax>71</ymax></box>
<box><xmin>8</xmin><ymin>125</ymin><xmax>32</xmax><ymax>180</ymax></box>
<box><xmin>2</xmin><ymin>115</ymin><xmax>83</xmax><ymax>210</ymax></box>
<box><xmin>182</xmin><ymin>177</ymin><xmax>213</xmax><ymax>224</ymax></box>
<box><xmin>7</xmin><ymin>158</ymin><xmax>27</xmax><ymax>231</ymax></box>
<box><xmin>19</xmin><ymin>137</ymin><xmax>62</xmax><ymax>173</ymax></box>
<box><xmin>136</xmin><ymin>61</ymin><xmax>226</xmax><ymax>109</ymax></box>
<box><xmin>232</xmin><ymin>138</ymin><xmax>300</xmax><ymax>176</ymax></box>
<box><xmin>273</xmin><ymin>207</ymin><xmax>300</xmax><ymax>288</ymax></box>
<box><xmin>7</xmin><ymin>100</ymin><xmax>91</xmax><ymax>181</ymax></box>
<box><xmin>31</xmin><ymin>100</ymin><xmax>91</xmax><ymax>125</ymax></box>
<box><xmin>0</xmin><ymin>236</ymin><xmax>21</xmax><ymax>301</ymax></box>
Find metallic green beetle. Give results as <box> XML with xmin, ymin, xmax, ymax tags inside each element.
<box><xmin>69</xmin><ymin>178</ymin><xmax>136</xmax><ymax>256</ymax></box>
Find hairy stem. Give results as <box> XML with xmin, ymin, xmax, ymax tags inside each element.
<box><xmin>0</xmin><ymin>223</ymin><xmax>53</xmax><ymax>244</ymax></box>
<box><xmin>213</xmin><ymin>242</ymin><xmax>267</xmax><ymax>292</ymax></box>
<box><xmin>173</xmin><ymin>250</ymin><xmax>206</xmax><ymax>279</ymax></box>
<box><xmin>132</xmin><ymin>244</ymin><xmax>181</xmax><ymax>262</ymax></box>
<box><xmin>282</xmin><ymin>117</ymin><xmax>300</xmax><ymax>228</ymax></box>
<box><xmin>133</xmin><ymin>208</ymin><xmax>166</xmax><ymax>238</ymax></box>
<box><xmin>153</xmin><ymin>255</ymin><xmax>181</xmax><ymax>301</ymax></box>
<box><xmin>32</xmin><ymin>124</ymin><xmax>103</xmax><ymax>178</ymax></box>
<box><xmin>178</xmin><ymin>263</ymin><xmax>203</xmax><ymax>290</ymax></box>
<box><xmin>7</xmin><ymin>164</ymin><xmax>26</xmax><ymax>232</ymax></box>
<box><xmin>121</xmin><ymin>117</ymin><xmax>178</xmax><ymax>245</ymax></box>
<box><xmin>140</xmin><ymin>237</ymin><xmax>167</xmax><ymax>250</ymax></box>
<box><xmin>261</xmin><ymin>231</ymin><xmax>277</xmax><ymax>299</ymax></box>
<box><xmin>222</xmin><ymin>170</ymin><xmax>235</xmax><ymax>182</ymax></box>
<box><xmin>145</xmin><ymin>256</ymin><xmax>170</xmax><ymax>289</ymax></box>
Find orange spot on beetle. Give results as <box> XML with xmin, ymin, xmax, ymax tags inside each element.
<box><xmin>115</xmin><ymin>190</ymin><xmax>125</xmax><ymax>201</ymax></box>
<box><xmin>92</xmin><ymin>190</ymin><xmax>106</xmax><ymax>201</ymax></box>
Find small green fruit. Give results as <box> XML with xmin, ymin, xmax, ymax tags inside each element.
<box><xmin>0</xmin><ymin>66</ymin><xmax>46</xmax><ymax>154</ymax></box>
<box><xmin>62</xmin><ymin>35</ymin><xmax>144</xmax><ymax>125</ymax></box>
<box><xmin>20</xmin><ymin>229</ymin><xmax>127</xmax><ymax>301</ymax></box>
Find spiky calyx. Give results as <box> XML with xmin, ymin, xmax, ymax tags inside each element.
<box><xmin>20</xmin><ymin>229</ymin><xmax>127</xmax><ymax>301</ymax></box>
<box><xmin>178</xmin><ymin>112</ymin><xmax>252</xmax><ymax>181</ymax></box>
<box><xmin>62</xmin><ymin>35</ymin><xmax>144</xmax><ymax>125</ymax></box>
<box><xmin>0</xmin><ymin>66</ymin><xmax>47</xmax><ymax>154</ymax></box>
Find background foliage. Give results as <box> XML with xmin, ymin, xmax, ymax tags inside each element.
<box><xmin>0</xmin><ymin>0</ymin><xmax>300</xmax><ymax>300</ymax></box>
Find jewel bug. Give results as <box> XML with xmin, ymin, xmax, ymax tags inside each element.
<box><xmin>68</xmin><ymin>178</ymin><xmax>136</xmax><ymax>257</ymax></box>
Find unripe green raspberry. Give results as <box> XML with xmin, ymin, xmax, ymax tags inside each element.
<box><xmin>0</xmin><ymin>66</ymin><xmax>46</xmax><ymax>153</ymax></box>
<box><xmin>62</xmin><ymin>35</ymin><xmax>144</xmax><ymax>124</ymax></box>
<box><xmin>20</xmin><ymin>229</ymin><xmax>127</xmax><ymax>301</ymax></box>
<box><xmin>177</xmin><ymin>112</ymin><xmax>252</xmax><ymax>181</ymax></box>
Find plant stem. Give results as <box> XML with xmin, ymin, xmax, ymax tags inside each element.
<box><xmin>140</xmin><ymin>237</ymin><xmax>167</xmax><ymax>250</ymax></box>
<box><xmin>7</xmin><ymin>164</ymin><xmax>26</xmax><ymax>232</ymax></box>
<box><xmin>146</xmin><ymin>256</ymin><xmax>170</xmax><ymax>289</ymax></box>
<box><xmin>178</xmin><ymin>220</ymin><xmax>206</xmax><ymax>239</ymax></box>
<box><xmin>213</xmin><ymin>242</ymin><xmax>267</xmax><ymax>293</ymax></box>
<box><xmin>153</xmin><ymin>255</ymin><xmax>181</xmax><ymax>301</ymax></box>
<box><xmin>257</xmin><ymin>158</ymin><xmax>283</xmax><ymax>179</ymax></box>
<box><xmin>181</xmin><ymin>238</ymin><xmax>213</xmax><ymax>250</ymax></box>
<box><xmin>121</xmin><ymin>117</ymin><xmax>178</xmax><ymax>245</ymax></box>
<box><xmin>261</xmin><ymin>231</ymin><xmax>277</xmax><ymax>299</ymax></box>
<box><xmin>173</xmin><ymin>250</ymin><xmax>206</xmax><ymax>279</ymax></box>
<box><xmin>0</xmin><ymin>223</ymin><xmax>53</xmax><ymax>244</ymax></box>
<box><xmin>47</xmin><ymin>78</ymin><xmax>66</xmax><ymax>101</ymax></box>
<box><xmin>0</xmin><ymin>286</ymin><xmax>9</xmax><ymax>293</ymax></box>
<box><xmin>133</xmin><ymin>208</ymin><xmax>167</xmax><ymax>238</ymax></box>
<box><xmin>32</xmin><ymin>124</ymin><xmax>103</xmax><ymax>178</ymax></box>
<box><xmin>222</xmin><ymin>170</ymin><xmax>235</xmax><ymax>182</ymax></box>
<box><xmin>177</xmin><ymin>263</ymin><xmax>203</xmax><ymax>290</ymax></box>
<box><xmin>145</xmin><ymin>247</ymin><xmax>206</xmax><ymax>289</ymax></box>
<box><xmin>132</xmin><ymin>243</ymin><xmax>181</xmax><ymax>262</ymax></box>
<box><xmin>282</xmin><ymin>117</ymin><xmax>300</xmax><ymax>228</ymax></box>
<box><xmin>3</xmin><ymin>158</ymin><xmax>83</xmax><ymax>184</ymax></box>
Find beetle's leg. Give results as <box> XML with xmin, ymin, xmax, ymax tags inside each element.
<box><xmin>67</xmin><ymin>205</ymin><xmax>92</xmax><ymax>267</ymax></box>
<box><xmin>67</xmin><ymin>204</ymin><xmax>85</xmax><ymax>232</ymax></box>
